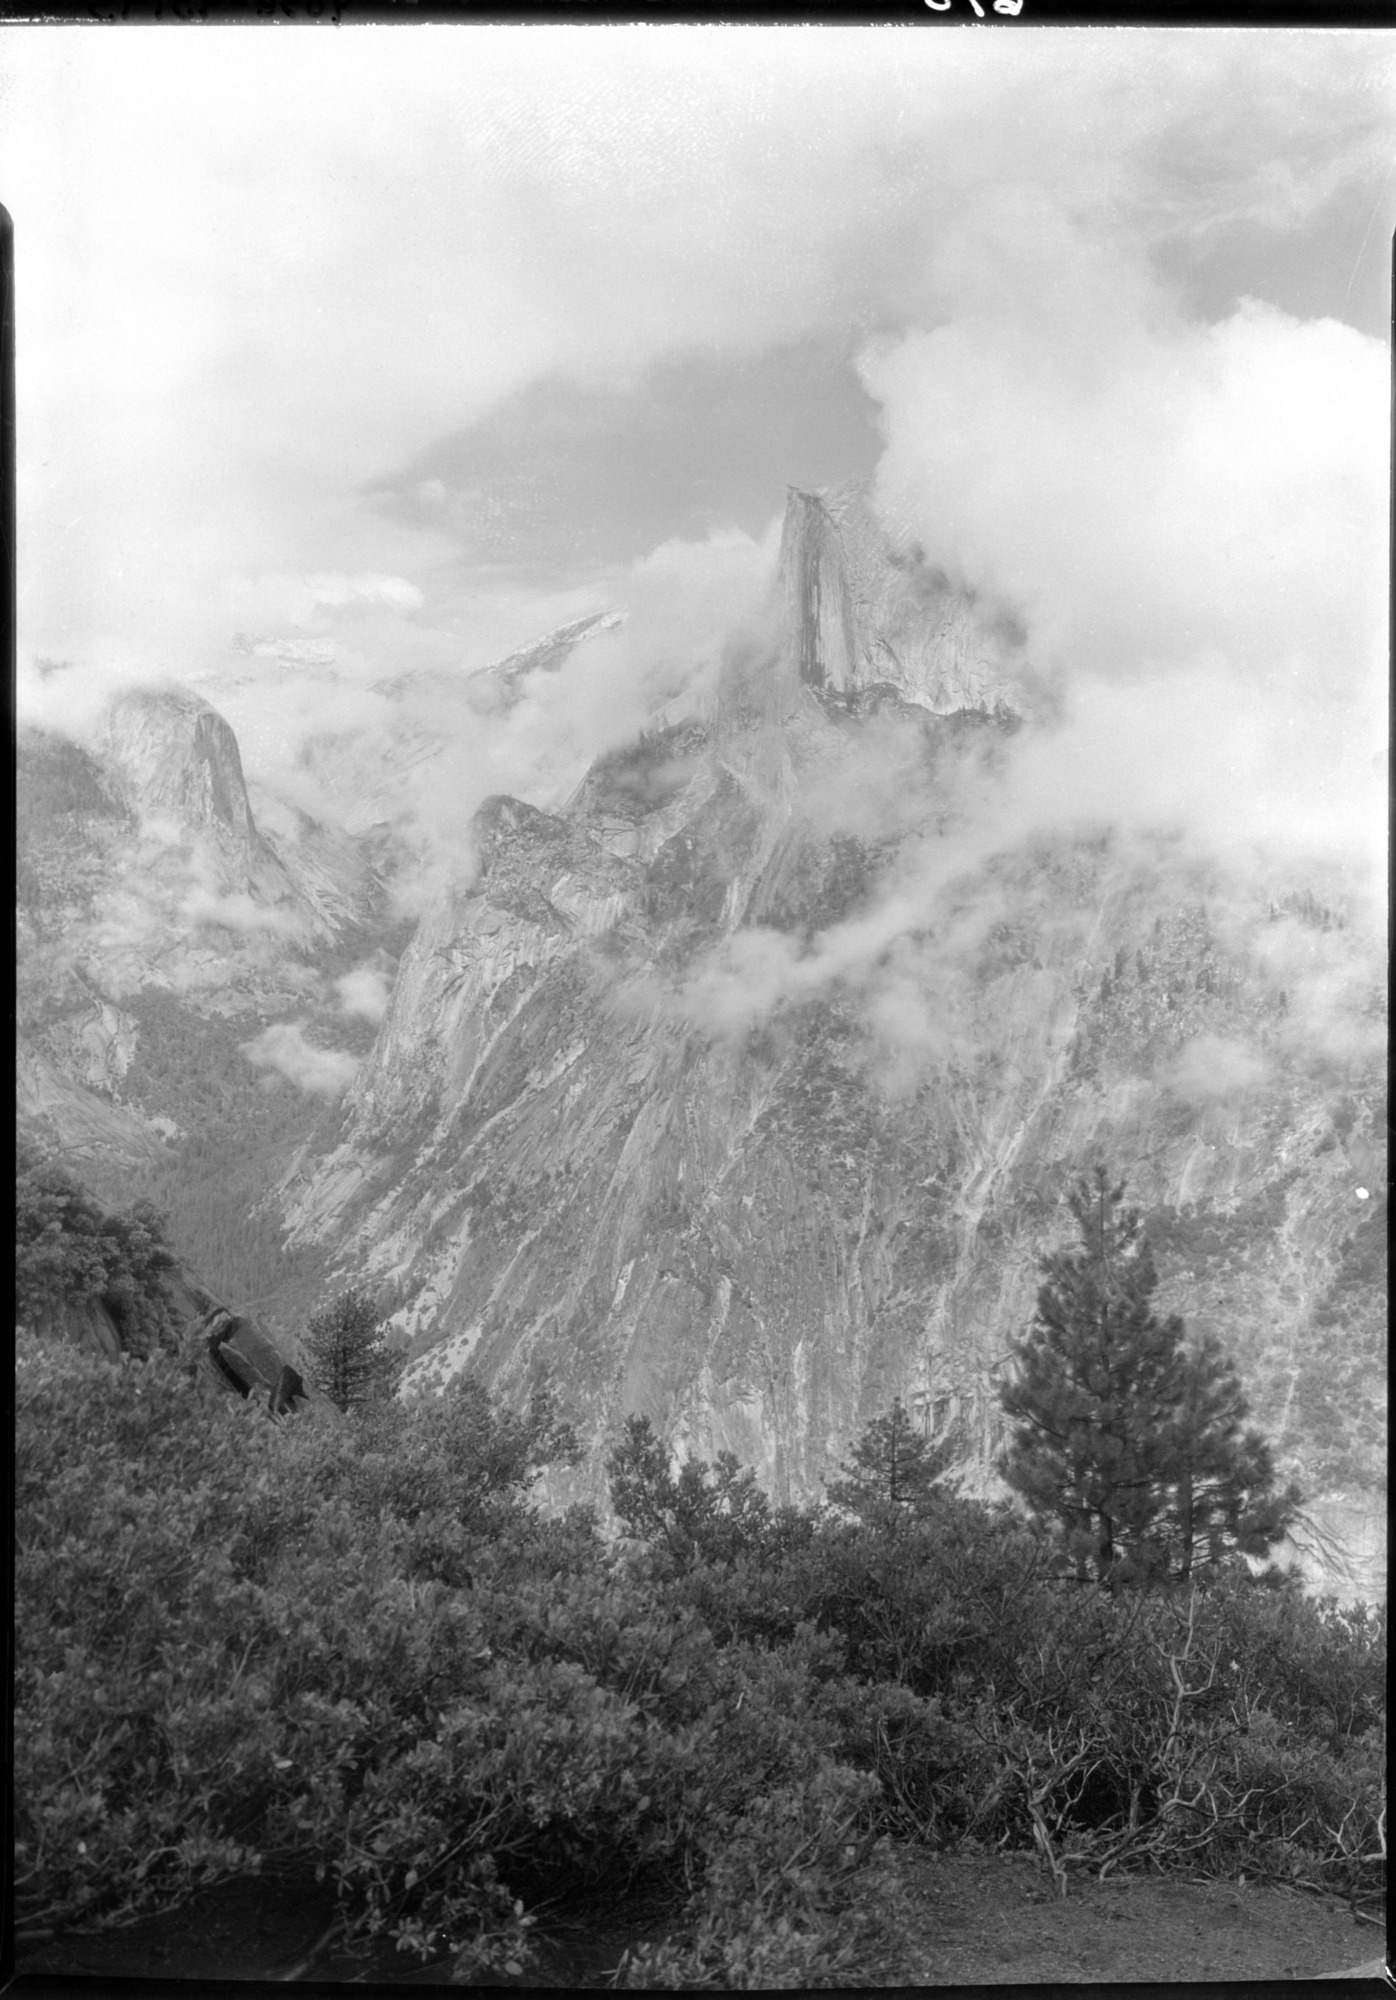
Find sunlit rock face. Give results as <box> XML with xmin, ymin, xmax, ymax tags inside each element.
<box><xmin>283</xmin><ymin>489</ymin><xmax>1384</xmax><ymax>1599</ymax></box>
<box><xmin>103</xmin><ymin>688</ymin><xmax>265</xmax><ymax>850</ymax></box>
<box><xmin>776</xmin><ymin>485</ymin><xmax>1031</xmax><ymax>714</ymax></box>
<box><xmin>98</xmin><ymin>686</ymin><xmax>372</xmax><ymax>939</ymax></box>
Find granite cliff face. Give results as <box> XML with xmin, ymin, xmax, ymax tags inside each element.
<box><xmin>776</xmin><ymin>487</ymin><xmax>1028</xmax><ymax>712</ymax></box>
<box><xmin>282</xmin><ymin>490</ymin><xmax>1386</xmax><ymax>1597</ymax></box>
<box><xmin>94</xmin><ymin>685</ymin><xmax>375</xmax><ymax>961</ymax></box>
<box><xmin>15</xmin><ymin>690</ymin><xmax>384</xmax><ymax>1195</ymax></box>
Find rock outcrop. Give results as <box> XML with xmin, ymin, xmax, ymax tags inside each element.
<box><xmin>187</xmin><ymin>1307</ymin><xmax>343</xmax><ymax>1424</ymax></box>
<box><xmin>21</xmin><ymin>1295</ymin><xmax>129</xmax><ymax>1362</ymax></box>
<box><xmin>269</xmin><ymin>1363</ymin><xmax>310</xmax><ymax>1418</ymax></box>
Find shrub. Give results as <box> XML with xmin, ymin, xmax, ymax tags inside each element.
<box><xmin>618</xmin><ymin>1769</ymin><xmax>913</xmax><ymax>1990</ymax></box>
<box><xmin>15</xmin><ymin>1340</ymin><xmax>603</xmax><ymax>1960</ymax></box>
<box><xmin>15</xmin><ymin>1339</ymin><xmax>290</xmax><ymax>1938</ymax></box>
<box><xmin>606</xmin><ymin>1414</ymin><xmax>805</xmax><ymax>1571</ymax></box>
<box><xmin>17</xmin><ymin>1341</ymin><xmax>933</xmax><ymax>1980</ymax></box>
<box><xmin>15</xmin><ymin>1146</ymin><xmax>182</xmax><ymax>1357</ymax></box>
<box><xmin>16</xmin><ymin>1334</ymin><xmax>1385</xmax><ymax>1979</ymax></box>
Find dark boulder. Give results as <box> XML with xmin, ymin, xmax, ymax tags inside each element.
<box><xmin>207</xmin><ymin>1323</ymin><xmax>253</xmax><ymax>1396</ymax></box>
<box><xmin>186</xmin><ymin>1307</ymin><xmax>344</xmax><ymax>1425</ymax></box>
<box><xmin>269</xmin><ymin>1364</ymin><xmax>308</xmax><ymax>1419</ymax></box>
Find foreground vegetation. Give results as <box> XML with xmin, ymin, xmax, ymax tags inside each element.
<box><xmin>16</xmin><ymin>1142</ymin><xmax>184</xmax><ymax>1358</ymax></box>
<box><xmin>15</xmin><ymin>1335</ymin><xmax>1384</xmax><ymax>1987</ymax></box>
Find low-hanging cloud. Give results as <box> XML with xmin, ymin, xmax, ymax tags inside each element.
<box><xmin>866</xmin><ymin>285</ymin><xmax>1385</xmax><ymax>695</ymax></box>
<box><xmin>1163</xmin><ymin>1034</ymin><xmax>1269</xmax><ymax>1105</ymax></box>
<box><xmin>335</xmin><ymin>963</ymin><xmax>394</xmax><ymax>1023</ymax></box>
<box><xmin>239</xmin><ymin>1020</ymin><xmax>360</xmax><ymax>1096</ymax></box>
<box><xmin>275</xmin><ymin>520</ymin><xmax>782</xmax><ymax>911</ymax></box>
<box><xmin>860</xmin><ymin>208</ymin><xmax>1387</xmax><ymax>895</ymax></box>
<box><xmin>177</xmin><ymin>842</ymin><xmax>313</xmax><ymax>940</ymax></box>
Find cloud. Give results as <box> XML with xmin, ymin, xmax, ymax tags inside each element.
<box><xmin>303</xmin><ymin>573</ymin><xmax>424</xmax><ymax>613</ymax></box>
<box><xmin>6</xmin><ymin>27</ymin><xmax>1388</xmax><ymax>1075</ymax></box>
<box><xmin>239</xmin><ymin>1021</ymin><xmax>360</xmax><ymax>1096</ymax></box>
<box><xmin>970</xmin><ymin>668</ymin><xmax>1386</xmax><ymax>895</ymax></box>
<box><xmin>180</xmin><ymin>885</ymin><xmax>310</xmax><ymax>940</ymax></box>
<box><xmin>265</xmin><ymin>521</ymin><xmax>782</xmax><ymax>910</ymax></box>
<box><xmin>1251</xmin><ymin>905</ymin><xmax>1387</xmax><ymax>1068</ymax></box>
<box><xmin>7</xmin><ymin>29</ymin><xmax>1389</xmax><ymax>692</ymax></box>
<box><xmin>664</xmin><ymin>661</ymin><xmax>1383</xmax><ymax>1085</ymax></box>
<box><xmin>1163</xmin><ymin>1035</ymin><xmax>1268</xmax><ymax>1104</ymax></box>
<box><xmin>222</xmin><ymin>571</ymin><xmax>424</xmax><ymax>636</ymax></box>
<box><xmin>335</xmin><ymin>964</ymin><xmax>394</xmax><ymax>1023</ymax></box>
<box><xmin>367</xmin><ymin>341</ymin><xmax>884</xmax><ymax>563</ymax></box>
<box><xmin>16</xmin><ymin>653</ymin><xmax>185</xmax><ymax>742</ymax></box>
<box><xmin>862</xmin><ymin>281</ymin><xmax>1386</xmax><ymax>701</ymax></box>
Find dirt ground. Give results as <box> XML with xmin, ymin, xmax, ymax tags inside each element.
<box><xmin>9</xmin><ymin>1846</ymin><xmax>1387</xmax><ymax>1991</ymax></box>
<box><xmin>891</xmin><ymin>1848</ymin><xmax>1387</xmax><ymax>1987</ymax></box>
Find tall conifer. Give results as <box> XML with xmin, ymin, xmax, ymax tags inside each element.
<box><xmin>1164</xmin><ymin>1332</ymin><xmax>1301</xmax><ymax>1577</ymax></box>
<box><xmin>997</xmin><ymin>1168</ymin><xmax>1296</xmax><ymax>1587</ymax></box>
<box><xmin>302</xmin><ymin>1286</ymin><xmax>403</xmax><ymax>1412</ymax></box>
<box><xmin>827</xmin><ymin>1396</ymin><xmax>955</xmax><ymax>1526</ymax></box>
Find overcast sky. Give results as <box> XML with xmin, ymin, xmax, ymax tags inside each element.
<box><xmin>3</xmin><ymin>26</ymin><xmax>1391</xmax><ymax>892</ymax></box>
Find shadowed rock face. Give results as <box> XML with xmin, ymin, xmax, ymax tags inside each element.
<box><xmin>17</xmin><ymin>1226</ymin><xmax>223</xmax><ymax>1367</ymax></box>
<box><xmin>188</xmin><ymin>1308</ymin><xmax>343</xmax><ymax>1425</ymax></box>
<box><xmin>22</xmin><ymin>1296</ymin><xmax>128</xmax><ymax>1362</ymax></box>
<box><xmin>281</xmin><ymin>490</ymin><xmax>1385</xmax><ymax>1598</ymax></box>
<box><xmin>269</xmin><ymin>1364</ymin><xmax>309</xmax><ymax>1417</ymax></box>
<box><xmin>782</xmin><ymin>489</ymin><xmax>859</xmax><ymax>694</ymax></box>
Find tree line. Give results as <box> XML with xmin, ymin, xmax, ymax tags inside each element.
<box><xmin>610</xmin><ymin>1165</ymin><xmax>1301</xmax><ymax>1593</ymax></box>
<box><xmin>15</xmin><ymin>1149</ymin><xmax>1301</xmax><ymax>1590</ymax></box>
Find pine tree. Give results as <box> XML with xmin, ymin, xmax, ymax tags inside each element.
<box><xmin>998</xmin><ymin>1171</ymin><xmax>1181</xmax><ymax>1584</ymax></box>
<box><xmin>1164</xmin><ymin>1333</ymin><xmax>1302</xmax><ymax>1578</ymax></box>
<box><xmin>301</xmin><ymin>1286</ymin><xmax>403</xmax><ymax>1412</ymax></box>
<box><xmin>826</xmin><ymin>1396</ymin><xmax>955</xmax><ymax>1527</ymax></box>
<box><xmin>998</xmin><ymin>1168</ymin><xmax>1298</xmax><ymax>1588</ymax></box>
<box><xmin>606</xmin><ymin>1414</ymin><xmax>779</xmax><ymax>1569</ymax></box>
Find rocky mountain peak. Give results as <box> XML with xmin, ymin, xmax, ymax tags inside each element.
<box><xmin>101</xmin><ymin>686</ymin><xmax>261</xmax><ymax>846</ymax></box>
<box><xmin>768</xmin><ymin>483</ymin><xmax>1030</xmax><ymax>721</ymax></box>
<box><xmin>472</xmin><ymin>611</ymin><xmax>626</xmax><ymax>706</ymax></box>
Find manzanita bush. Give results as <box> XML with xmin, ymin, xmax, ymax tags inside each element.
<box><xmin>15</xmin><ymin>1335</ymin><xmax>1386</xmax><ymax>1988</ymax></box>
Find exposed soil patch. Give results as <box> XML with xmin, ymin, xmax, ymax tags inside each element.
<box><xmin>10</xmin><ymin>1848</ymin><xmax>1386</xmax><ymax>1990</ymax></box>
<box><xmin>893</xmin><ymin>1849</ymin><xmax>1386</xmax><ymax>1987</ymax></box>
